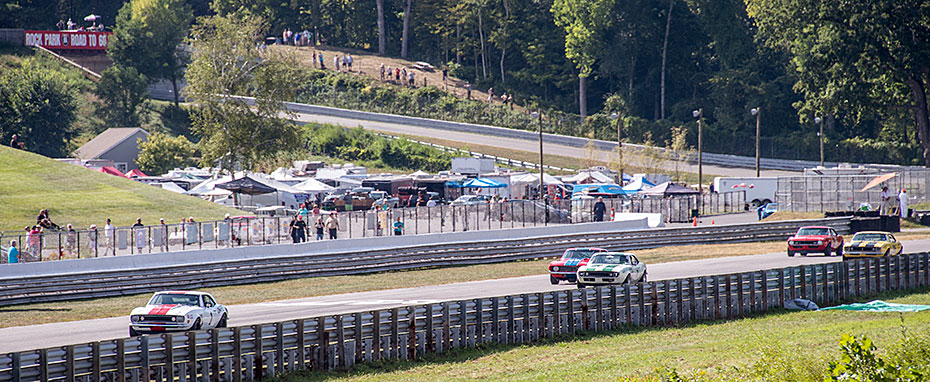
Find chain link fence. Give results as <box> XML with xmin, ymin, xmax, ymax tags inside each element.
<box><xmin>776</xmin><ymin>170</ymin><xmax>930</xmax><ymax>212</ymax></box>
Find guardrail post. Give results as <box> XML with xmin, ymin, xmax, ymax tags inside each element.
<box><xmin>164</xmin><ymin>334</ymin><xmax>175</xmax><ymax>381</ymax></box>
<box><xmin>800</xmin><ymin>266</ymin><xmax>808</xmax><ymax>300</ymax></box>
<box><xmin>609</xmin><ymin>286</ymin><xmax>618</xmax><ymax>328</ymax></box>
<box><xmin>651</xmin><ymin>283</ymin><xmax>659</xmax><ymax>325</ymax></box>
<box><xmin>884</xmin><ymin>256</ymin><xmax>891</xmax><ymax>292</ymax></box>
<box><xmin>390</xmin><ymin>308</ymin><xmax>399</xmax><ymax>359</ymax></box>
<box><xmin>11</xmin><ymin>352</ymin><xmax>20</xmax><ymax>382</ymax></box>
<box><xmin>407</xmin><ymin>308</ymin><xmax>416</xmax><ymax>360</ymax></box>
<box><xmin>253</xmin><ymin>325</ymin><xmax>263</xmax><ymax>379</ymax></box>
<box><xmin>38</xmin><ymin>348</ymin><xmax>48</xmax><ymax>381</ymax></box>
<box><xmin>638</xmin><ymin>285</ymin><xmax>646</xmax><ymax>326</ymax></box>
<box><xmin>425</xmin><ymin>305</ymin><xmax>434</xmax><ymax>352</ymax></box>
<box><xmin>736</xmin><ymin>274</ymin><xmax>744</xmax><ymax>317</ymax></box>
<box><xmin>625</xmin><ymin>285</ymin><xmax>632</xmax><ymax>325</ymax></box>
<box><xmin>442</xmin><ymin>302</ymin><xmax>451</xmax><ymax>352</ymax></box>
<box><xmin>688</xmin><ymin>277</ymin><xmax>697</xmax><ymax>321</ymax></box>
<box><xmin>232</xmin><ymin>328</ymin><xmax>242</xmax><ymax>381</ymax></box>
<box><xmin>866</xmin><ymin>259</ymin><xmax>873</xmax><ymax>294</ymax></box>
<box><xmin>66</xmin><ymin>345</ymin><xmax>75</xmax><ymax>381</ymax></box>
<box><xmin>491</xmin><ymin>298</ymin><xmax>500</xmax><ymax>342</ymax></box>
<box><xmin>335</xmin><ymin>316</ymin><xmax>345</xmax><ymax>367</ymax></box>
<box><xmin>761</xmin><ymin>272</ymin><xmax>768</xmax><ymax>311</ymax></box>
<box><xmin>188</xmin><ymin>331</ymin><xmax>197</xmax><ymax>381</ymax></box>
<box><xmin>567</xmin><ymin>291</ymin><xmax>575</xmax><ymax>333</ymax></box>
<box><xmin>475</xmin><ymin>299</ymin><xmax>484</xmax><ymax>343</ymax></box>
<box><xmin>459</xmin><ymin>300</ymin><xmax>469</xmax><ymax>347</ymax></box>
<box><xmin>210</xmin><ymin>329</ymin><xmax>219</xmax><ymax>382</ymax></box>
<box><xmin>369</xmin><ymin>313</ymin><xmax>380</xmax><ymax>361</ymax></box>
<box><xmin>712</xmin><ymin>276</ymin><xmax>720</xmax><ymax>320</ymax></box>
<box><xmin>116</xmin><ymin>339</ymin><xmax>126</xmax><ymax>382</ymax></box>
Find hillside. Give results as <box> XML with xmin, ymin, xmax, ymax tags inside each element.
<box><xmin>0</xmin><ymin>146</ymin><xmax>243</xmax><ymax>232</ymax></box>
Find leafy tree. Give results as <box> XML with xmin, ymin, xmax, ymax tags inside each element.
<box><xmin>135</xmin><ymin>132</ymin><xmax>195</xmax><ymax>175</ymax></box>
<box><xmin>185</xmin><ymin>13</ymin><xmax>302</xmax><ymax>175</ymax></box>
<box><xmin>551</xmin><ymin>0</ymin><xmax>612</xmax><ymax>117</ymax></box>
<box><xmin>0</xmin><ymin>58</ymin><xmax>77</xmax><ymax>158</ymax></box>
<box><xmin>95</xmin><ymin>65</ymin><xmax>148</xmax><ymax>127</ymax></box>
<box><xmin>107</xmin><ymin>0</ymin><xmax>193</xmax><ymax>107</ymax></box>
<box><xmin>748</xmin><ymin>0</ymin><xmax>930</xmax><ymax>166</ymax></box>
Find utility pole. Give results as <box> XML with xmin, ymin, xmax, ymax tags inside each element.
<box><xmin>751</xmin><ymin>107</ymin><xmax>761</xmax><ymax>177</ymax></box>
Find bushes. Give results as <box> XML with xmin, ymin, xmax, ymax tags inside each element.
<box><xmin>304</xmin><ymin>124</ymin><xmax>453</xmax><ymax>172</ymax></box>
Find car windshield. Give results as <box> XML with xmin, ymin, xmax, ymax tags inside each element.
<box><xmin>797</xmin><ymin>228</ymin><xmax>829</xmax><ymax>236</ymax></box>
<box><xmin>148</xmin><ymin>293</ymin><xmax>201</xmax><ymax>306</ymax></box>
<box><xmin>853</xmin><ymin>233</ymin><xmax>887</xmax><ymax>242</ymax></box>
<box><xmin>561</xmin><ymin>249</ymin><xmax>601</xmax><ymax>260</ymax></box>
<box><xmin>590</xmin><ymin>254</ymin><xmax>631</xmax><ymax>265</ymax></box>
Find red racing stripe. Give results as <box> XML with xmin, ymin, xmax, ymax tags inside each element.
<box><xmin>148</xmin><ymin>304</ymin><xmax>178</xmax><ymax>315</ymax></box>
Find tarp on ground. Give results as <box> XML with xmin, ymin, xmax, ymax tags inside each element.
<box><xmin>98</xmin><ymin>166</ymin><xmax>128</xmax><ymax>178</ymax></box>
<box><xmin>639</xmin><ymin>182</ymin><xmax>699</xmax><ymax>196</ymax></box>
<box><xmin>821</xmin><ymin>300</ymin><xmax>930</xmax><ymax>312</ymax></box>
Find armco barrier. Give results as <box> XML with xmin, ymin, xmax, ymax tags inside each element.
<box><xmin>0</xmin><ymin>217</ymin><xmax>849</xmax><ymax>306</ymax></box>
<box><xmin>1</xmin><ymin>252</ymin><xmax>926</xmax><ymax>381</ymax></box>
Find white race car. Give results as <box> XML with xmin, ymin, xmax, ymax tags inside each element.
<box><xmin>129</xmin><ymin>291</ymin><xmax>228</xmax><ymax>337</ymax></box>
<box><xmin>576</xmin><ymin>252</ymin><xmax>647</xmax><ymax>288</ymax></box>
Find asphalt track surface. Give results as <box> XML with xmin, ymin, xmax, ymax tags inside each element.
<box><xmin>291</xmin><ymin>112</ymin><xmax>798</xmax><ymax>178</ymax></box>
<box><xmin>3</xmin><ymin>237</ymin><xmax>929</xmax><ymax>353</ymax></box>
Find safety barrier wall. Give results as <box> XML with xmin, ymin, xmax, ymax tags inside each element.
<box><xmin>0</xmin><ymin>217</ymin><xmax>850</xmax><ymax>307</ymax></box>
<box><xmin>0</xmin><ymin>194</ymin><xmax>745</xmax><ymax>265</ymax></box>
<box><xmin>0</xmin><ymin>252</ymin><xmax>925</xmax><ymax>381</ymax></box>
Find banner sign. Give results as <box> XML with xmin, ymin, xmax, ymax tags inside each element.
<box><xmin>24</xmin><ymin>30</ymin><xmax>112</xmax><ymax>50</ymax></box>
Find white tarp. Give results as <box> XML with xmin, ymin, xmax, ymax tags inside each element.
<box><xmin>512</xmin><ymin>173</ymin><xmax>564</xmax><ymax>185</ymax></box>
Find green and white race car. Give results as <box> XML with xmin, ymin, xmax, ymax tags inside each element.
<box><xmin>576</xmin><ymin>252</ymin><xmax>647</xmax><ymax>288</ymax></box>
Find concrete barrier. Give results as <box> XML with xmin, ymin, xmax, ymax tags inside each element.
<box><xmin>0</xmin><ymin>219</ymin><xmax>648</xmax><ymax>279</ymax></box>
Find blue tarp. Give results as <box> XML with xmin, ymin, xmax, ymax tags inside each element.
<box><xmin>821</xmin><ymin>300</ymin><xmax>930</xmax><ymax>312</ymax></box>
<box><xmin>571</xmin><ymin>183</ymin><xmax>634</xmax><ymax>199</ymax></box>
<box><xmin>461</xmin><ymin>178</ymin><xmax>507</xmax><ymax>188</ymax></box>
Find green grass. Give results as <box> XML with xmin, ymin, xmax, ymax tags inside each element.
<box><xmin>275</xmin><ymin>288</ymin><xmax>930</xmax><ymax>382</ymax></box>
<box><xmin>0</xmin><ymin>240</ymin><xmax>793</xmax><ymax>328</ymax></box>
<box><xmin>0</xmin><ymin>146</ymin><xmax>244</xmax><ymax>232</ymax></box>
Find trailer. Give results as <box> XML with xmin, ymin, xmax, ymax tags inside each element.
<box><xmin>713</xmin><ymin>176</ymin><xmax>777</xmax><ymax>209</ymax></box>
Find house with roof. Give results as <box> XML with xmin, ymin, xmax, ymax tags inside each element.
<box><xmin>73</xmin><ymin>128</ymin><xmax>149</xmax><ymax>173</ymax></box>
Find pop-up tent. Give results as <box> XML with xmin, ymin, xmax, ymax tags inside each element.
<box><xmin>622</xmin><ymin>175</ymin><xmax>656</xmax><ymax>192</ymax></box>
<box><xmin>461</xmin><ymin>177</ymin><xmax>507</xmax><ymax>188</ymax></box>
<box><xmin>639</xmin><ymin>182</ymin><xmax>699</xmax><ymax>197</ymax></box>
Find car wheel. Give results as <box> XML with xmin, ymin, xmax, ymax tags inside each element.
<box><xmin>824</xmin><ymin>246</ymin><xmax>832</xmax><ymax>257</ymax></box>
<box><xmin>549</xmin><ymin>275</ymin><xmax>559</xmax><ymax>285</ymax></box>
<box><xmin>884</xmin><ymin>249</ymin><xmax>890</xmax><ymax>257</ymax></box>
<box><xmin>576</xmin><ymin>282</ymin><xmax>586</xmax><ymax>288</ymax></box>
<box><xmin>639</xmin><ymin>273</ymin><xmax>647</xmax><ymax>283</ymax></box>
<box><xmin>217</xmin><ymin>314</ymin><xmax>228</xmax><ymax>328</ymax></box>
<box><xmin>836</xmin><ymin>246</ymin><xmax>844</xmax><ymax>257</ymax></box>
<box><xmin>622</xmin><ymin>274</ymin><xmax>631</xmax><ymax>285</ymax></box>
<box><xmin>787</xmin><ymin>251</ymin><xmax>795</xmax><ymax>257</ymax></box>
<box><xmin>129</xmin><ymin>327</ymin><xmax>140</xmax><ymax>337</ymax></box>
<box><xmin>193</xmin><ymin>318</ymin><xmax>202</xmax><ymax>331</ymax></box>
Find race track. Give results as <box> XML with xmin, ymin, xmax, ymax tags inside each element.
<box><xmin>3</xmin><ymin>237</ymin><xmax>928</xmax><ymax>353</ymax></box>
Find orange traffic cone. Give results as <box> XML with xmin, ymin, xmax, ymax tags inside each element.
<box><xmin>693</xmin><ymin>216</ymin><xmax>697</xmax><ymax>226</ymax></box>
<box><xmin>610</xmin><ymin>208</ymin><xmax>615</xmax><ymax>220</ymax></box>
<box><xmin>712</xmin><ymin>220</ymin><xmax>715</xmax><ymax>225</ymax></box>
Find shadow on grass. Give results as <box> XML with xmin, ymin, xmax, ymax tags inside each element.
<box><xmin>0</xmin><ymin>307</ymin><xmax>72</xmax><ymax>312</ymax></box>
<box><xmin>272</xmin><ymin>285</ymin><xmax>930</xmax><ymax>382</ymax></box>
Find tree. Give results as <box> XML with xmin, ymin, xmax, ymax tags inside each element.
<box><xmin>748</xmin><ymin>0</ymin><xmax>930</xmax><ymax>166</ymax></box>
<box><xmin>376</xmin><ymin>0</ymin><xmax>386</xmax><ymax>55</ymax></box>
<box><xmin>667</xmin><ymin>125</ymin><xmax>693</xmax><ymax>181</ymax></box>
<box><xmin>135</xmin><ymin>132</ymin><xmax>196</xmax><ymax>175</ymax></box>
<box><xmin>401</xmin><ymin>0</ymin><xmax>413</xmax><ymax>58</ymax></box>
<box><xmin>551</xmin><ymin>0</ymin><xmax>612</xmax><ymax>117</ymax></box>
<box><xmin>108</xmin><ymin>0</ymin><xmax>193</xmax><ymax>107</ymax></box>
<box><xmin>184</xmin><ymin>14</ymin><xmax>302</xmax><ymax>174</ymax></box>
<box><xmin>0</xmin><ymin>59</ymin><xmax>77</xmax><ymax>158</ymax></box>
<box><xmin>95</xmin><ymin>65</ymin><xmax>149</xmax><ymax>127</ymax></box>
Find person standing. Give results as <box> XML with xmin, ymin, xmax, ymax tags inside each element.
<box><xmin>325</xmin><ymin>213</ymin><xmax>339</xmax><ymax>239</ymax></box>
<box><xmin>88</xmin><ymin>224</ymin><xmax>98</xmax><ymax>256</ymax></box>
<box><xmin>346</xmin><ymin>54</ymin><xmax>353</xmax><ymax>71</ymax></box>
<box><xmin>393</xmin><ymin>217</ymin><xmax>404</xmax><ymax>236</ymax></box>
<box><xmin>290</xmin><ymin>216</ymin><xmax>301</xmax><ymax>243</ymax></box>
<box><xmin>7</xmin><ymin>240</ymin><xmax>19</xmax><ymax>263</ymax></box>
<box><xmin>466</xmin><ymin>82</ymin><xmax>472</xmax><ymax>99</ymax></box>
<box><xmin>105</xmin><ymin>218</ymin><xmax>116</xmax><ymax>256</ymax></box>
<box><xmin>442</xmin><ymin>67</ymin><xmax>448</xmax><ymax>82</ymax></box>
<box><xmin>319</xmin><ymin>52</ymin><xmax>325</xmax><ymax>69</ymax></box>
<box><xmin>65</xmin><ymin>224</ymin><xmax>77</xmax><ymax>256</ymax></box>
<box><xmin>899</xmin><ymin>189</ymin><xmax>909</xmax><ymax>218</ymax></box>
<box><xmin>132</xmin><ymin>218</ymin><xmax>145</xmax><ymax>253</ymax></box>
<box><xmin>880</xmin><ymin>186</ymin><xmax>892</xmax><ymax>215</ymax></box>
<box><xmin>314</xmin><ymin>217</ymin><xmax>325</xmax><ymax>240</ymax></box>
<box><xmin>380</xmin><ymin>63</ymin><xmax>385</xmax><ymax>81</ymax></box>
<box><xmin>334</xmin><ymin>55</ymin><xmax>340</xmax><ymax>71</ymax></box>
<box><xmin>593</xmin><ymin>197</ymin><xmax>607</xmax><ymax>222</ymax></box>
<box><xmin>295</xmin><ymin>215</ymin><xmax>308</xmax><ymax>242</ymax></box>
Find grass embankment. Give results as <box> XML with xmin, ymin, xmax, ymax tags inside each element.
<box><xmin>275</xmin><ymin>288</ymin><xmax>930</xmax><ymax>382</ymax></box>
<box><xmin>0</xmin><ymin>146</ymin><xmax>244</xmax><ymax>232</ymax></box>
<box><xmin>1</xmin><ymin>240</ymin><xmax>796</xmax><ymax>328</ymax></box>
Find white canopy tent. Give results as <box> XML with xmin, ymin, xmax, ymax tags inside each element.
<box><xmin>293</xmin><ymin>178</ymin><xmax>335</xmax><ymax>194</ymax></box>
<box><xmin>563</xmin><ymin>171</ymin><xmax>613</xmax><ymax>184</ymax></box>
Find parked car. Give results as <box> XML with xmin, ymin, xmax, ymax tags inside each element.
<box><xmin>843</xmin><ymin>231</ymin><xmax>903</xmax><ymax>260</ymax></box>
<box><xmin>787</xmin><ymin>226</ymin><xmax>844</xmax><ymax>257</ymax></box>
<box><xmin>548</xmin><ymin>247</ymin><xmax>607</xmax><ymax>284</ymax></box>
<box><xmin>129</xmin><ymin>291</ymin><xmax>228</xmax><ymax>337</ymax></box>
<box><xmin>451</xmin><ymin>194</ymin><xmax>493</xmax><ymax>205</ymax></box>
<box><xmin>370</xmin><ymin>191</ymin><xmax>401</xmax><ymax>209</ymax></box>
<box><xmin>576</xmin><ymin>252</ymin><xmax>647</xmax><ymax>288</ymax></box>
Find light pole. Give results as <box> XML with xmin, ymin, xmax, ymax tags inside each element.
<box><xmin>815</xmin><ymin>116</ymin><xmax>824</xmax><ymax>167</ymax></box>
<box><xmin>750</xmin><ymin>107</ymin><xmax>761</xmax><ymax>177</ymax></box>
<box><xmin>610</xmin><ymin>113</ymin><xmax>623</xmax><ymax>185</ymax></box>
<box><xmin>692</xmin><ymin>108</ymin><xmax>703</xmax><ymax>192</ymax></box>
<box><xmin>532</xmin><ymin>111</ymin><xmax>544</xmax><ymax>199</ymax></box>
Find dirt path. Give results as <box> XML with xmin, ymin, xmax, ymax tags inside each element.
<box><xmin>271</xmin><ymin>45</ymin><xmax>523</xmax><ymax>111</ymax></box>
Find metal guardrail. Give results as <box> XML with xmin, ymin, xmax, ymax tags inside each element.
<box><xmin>0</xmin><ymin>249</ymin><xmax>924</xmax><ymax>381</ymax></box>
<box><xmin>0</xmin><ymin>217</ymin><xmax>850</xmax><ymax>306</ymax></box>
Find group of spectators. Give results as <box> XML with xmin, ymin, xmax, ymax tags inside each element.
<box><xmin>486</xmin><ymin>87</ymin><xmax>516</xmax><ymax>109</ymax></box>
<box><xmin>56</xmin><ymin>19</ymin><xmax>105</xmax><ymax>31</ymax></box>
<box><xmin>379</xmin><ymin>63</ymin><xmax>419</xmax><ymax>87</ymax></box>
<box><xmin>290</xmin><ymin>202</ymin><xmax>340</xmax><ymax>243</ymax></box>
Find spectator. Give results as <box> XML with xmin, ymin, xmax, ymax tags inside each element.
<box><xmin>488</xmin><ymin>88</ymin><xmax>494</xmax><ymax>103</ymax></box>
<box><xmin>426</xmin><ymin>198</ymin><xmax>437</xmax><ymax>207</ymax></box>
<box><xmin>593</xmin><ymin>196</ymin><xmax>607</xmax><ymax>222</ymax></box>
<box><xmin>334</xmin><ymin>55</ymin><xmax>340</xmax><ymax>71</ymax></box>
<box><xmin>380</xmin><ymin>63</ymin><xmax>385</xmax><ymax>81</ymax></box>
<box><xmin>104</xmin><ymin>218</ymin><xmax>116</xmax><ymax>256</ymax></box>
<box><xmin>393</xmin><ymin>217</ymin><xmax>404</xmax><ymax>236</ymax></box>
<box><xmin>132</xmin><ymin>218</ymin><xmax>145</xmax><ymax>252</ymax></box>
<box><xmin>319</xmin><ymin>52</ymin><xmax>325</xmax><ymax>69</ymax></box>
<box><xmin>395</xmin><ymin>67</ymin><xmax>400</xmax><ymax>81</ymax></box>
<box><xmin>899</xmin><ymin>189</ymin><xmax>909</xmax><ymax>218</ymax></box>
<box><xmin>66</xmin><ymin>18</ymin><xmax>75</xmax><ymax>30</ymax></box>
<box><xmin>312</xmin><ymin>51</ymin><xmax>317</xmax><ymax>67</ymax></box>
<box><xmin>442</xmin><ymin>67</ymin><xmax>448</xmax><ymax>82</ymax></box>
<box><xmin>466</xmin><ymin>82</ymin><xmax>472</xmax><ymax>99</ymax></box>
<box><xmin>10</xmin><ymin>134</ymin><xmax>24</xmax><ymax>150</ymax></box>
<box><xmin>298</xmin><ymin>204</ymin><xmax>309</xmax><ymax>220</ymax></box>
<box><xmin>7</xmin><ymin>240</ymin><xmax>19</xmax><ymax>263</ymax></box>
<box><xmin>27</xmin><ymin>225</ymin><xmax>41</xmax><ymax>261</ymax></box>
<box><xmin>290</xmin><ymin>216</ymin><xmax>300</xmax><ymax>243</ymax></box>
<box><xmin>65</xmin><ymin>224</ymin><xmax>77</xmax><ymax>256</ymax></box>
<box><xmin>88</xmin><ymin>224</ymin><xmax>98</xmax><ymax>255</ymax></box>
<box><xmin>312</xmin><ymin>203</ymin><xmax>320</xmax><ymax>216</ymax></box>
<box><xmin>325</xmin><ymin>212</ymin><xmax>339</xmax><ymax>239</ymax></box>
<box><xmin>880</xmin><ymin>186</ymin><xmax>892</xmax><ymax>215</ymax></box>
<box><xmin>347</xmin><ymin>54</ymin><xmax>353</xmax><ymax>70</ymax></box>
<box><xmin>314</xmin><ymin>217</ymin><xmax>325</xmax><ymax>240</ymax></box>
<box><xmin>57</xmin><ymin>19</ymin><xmax>65</xmax><ymax>30</ymax></box>
<box><xmin>341</xmin><ymin>55</ymin><xmax>347</xmax><ymax>71</ymax></box>
<box><xmin>296</xmin><ymin>215</ymin><xmax>307</xmax><ymax>242</ymax></box>
<box><xmin>408</xmin><ymin>71</ymin><xmax>415</xmax><ymax>87</ymax></box>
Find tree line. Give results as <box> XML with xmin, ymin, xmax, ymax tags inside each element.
<box><xmin>1</xmin><ymin>0</ymin><xmax>928</xmax><ymax>167</ymax></box>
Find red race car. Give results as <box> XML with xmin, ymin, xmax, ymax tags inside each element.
<box><xmin>548</xmin><ymin>247</ymin><xmax>608</xmax><ymax>284</ymax></box>
<box><xmin>787</xmin><ymin>226</ymin><xmax>844</xmax><ymax>257</ymax></box>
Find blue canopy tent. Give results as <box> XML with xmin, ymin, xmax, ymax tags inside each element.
<box><xmin>622</xmin><ymin>175</ymin><xmax>656</xmax><ymax>192</ymax></box>
<box><xmin>461</xmin><ymin>178</ymin><xmax>507</xmax><ymax>188</ymax></box>
<box><xmin>571</xmin><ymin>183</ymin><xmax>634</xmax><ymax>199</ymax></box>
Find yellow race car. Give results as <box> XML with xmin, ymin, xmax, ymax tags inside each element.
<box><xmin>842</xmin><ymin>231</ymin><xmax>903</xmax><ymax>260</ymax></box>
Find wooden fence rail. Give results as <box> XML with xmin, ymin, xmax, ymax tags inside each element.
<box><xmin>2</xmin><ymin>252</ymin><xmax>928</xmax><ymax>381</ymax></box>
